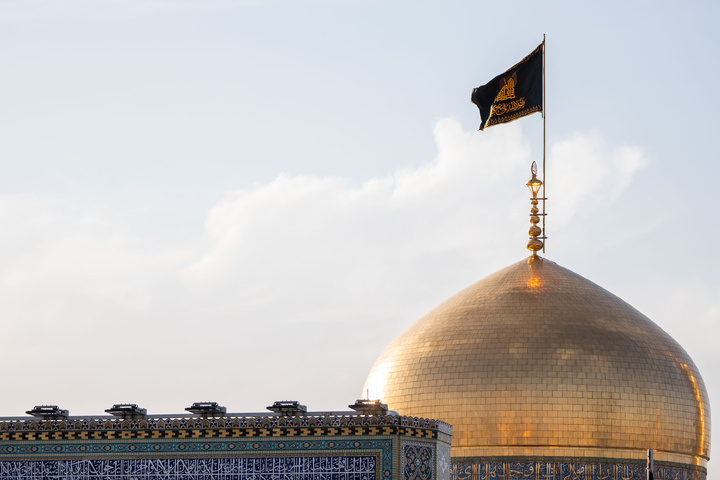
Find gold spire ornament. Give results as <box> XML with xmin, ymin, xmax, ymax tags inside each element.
<box><xmin>526</xmin><ymin>161</ymin><xmax>544</xmax><ymax>256</ymax></box>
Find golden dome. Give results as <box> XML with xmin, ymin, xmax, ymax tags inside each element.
<box><xmin>363</xmin><ymin>256</ymin><xmax>710</xmax><ymax>469</ymax></box>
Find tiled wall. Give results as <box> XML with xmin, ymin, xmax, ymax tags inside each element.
<box><xmin>0</xmin><ymin>414</ymin><xmax>452</xmax><ymax>480</ymax></box>
<box><xmin>0</xmin><ymin>455</ymin><xmax>377</xmax><ymax>479</ymax></box>
<box><xmin>451</xmin><ymin>460</ymin><xmax>705</xmax><ymax>480</ymax></box>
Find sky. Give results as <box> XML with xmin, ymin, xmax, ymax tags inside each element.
<box><xmin>1</xmin><ymin>0</ymin><xmax>719</xmax><ymax>473</ymax></box>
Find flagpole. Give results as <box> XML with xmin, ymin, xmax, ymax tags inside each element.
<box><xmin>542</xmin><ymin>34</ymin><xmax>546</xmax><ymax>254</ymax></box>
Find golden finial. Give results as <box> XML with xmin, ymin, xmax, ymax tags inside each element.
<box><xmin>526</xmin><ymin>161</ymin><xmax>543</xmax><ymax>257</ymax></box>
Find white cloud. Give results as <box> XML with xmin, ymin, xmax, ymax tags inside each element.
<box><xmin>186</xmin><ymin>120</ymin><xmax>649</xmax><ymax>306</ymax></box>
<box><xmin>0</xmin><ymin>118</ymin><xmax>656</xmax><ymax>416</ymax></box>
<box><xmin>182</xmin><ymin>119</ymin><xmax>534</xmax><ymax>320</ymax></box>
<box><xmin>549</xmin><ymin>132</ymin><xmax>648</xmax><ymax>228</ymax></box>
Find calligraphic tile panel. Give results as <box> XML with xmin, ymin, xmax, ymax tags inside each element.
<box><xmin>0</xmin><ymin>455</ymin><xmax>377</xmax><ymax>479</ymax></box>
<box><xmin>450</xmin><ymin>460</ymin><xmax>705</xmax><ymax>480</ymax></box>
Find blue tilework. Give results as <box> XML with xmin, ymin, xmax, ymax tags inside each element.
<box><xmin>451</xmin><ymin>461</ymin><xmax>705</xmax><ymax>480</ymax></box>
<box><xmin>436</xmin><ymin>444</ymin><xmax>450</xmax><ymax>480</ymax></box>
<box><xmin>401</xmin><ymin>443</ymin><xmax>433</xmax><ymax>480</ymax></box>
<box><xmin>0</xmin><ymin>439</ymin><xmax>393</xmax><ymax>480</ymax></box>
<box><xmin>0</xmin><ymin>455</ymin><xmax>376</xmax><ymax>479</ymax></box>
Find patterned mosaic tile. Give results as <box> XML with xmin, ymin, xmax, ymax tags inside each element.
<box><xmin>0</xmin><ymin>425</ymin><xmax>439</xmax><ymax>442</ymax></box>
<box><xmin>402</xmin><ymin>442</ymin><xmax>434</xmax><ymax>480</ymax></box>
<box><xmin>0</xmin><ymin>415</ymin><xmax>451</xmax><ymax>434</ymax></box>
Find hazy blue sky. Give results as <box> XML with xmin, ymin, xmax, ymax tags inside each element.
<box><xmin>1</xmin><ymin>0</ymin><xmax>718</xmax><ymax>474</ymax></box>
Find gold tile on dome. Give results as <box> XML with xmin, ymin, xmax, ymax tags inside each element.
<box><xmin>362</xmin><ymin>256</ymin><xmax>711</xmax><ymax>471</ymax></box>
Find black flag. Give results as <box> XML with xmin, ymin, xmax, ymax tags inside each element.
<box><xmin>471</xmin><ymin>43</ymin><xmax>543</xmax><ymax>131</ymax></box>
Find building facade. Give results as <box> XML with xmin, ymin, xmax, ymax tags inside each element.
<box><xmin>0</xmin><ymin>404</ymin><xmax>452</xmax><ymax>480</ymax></box>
